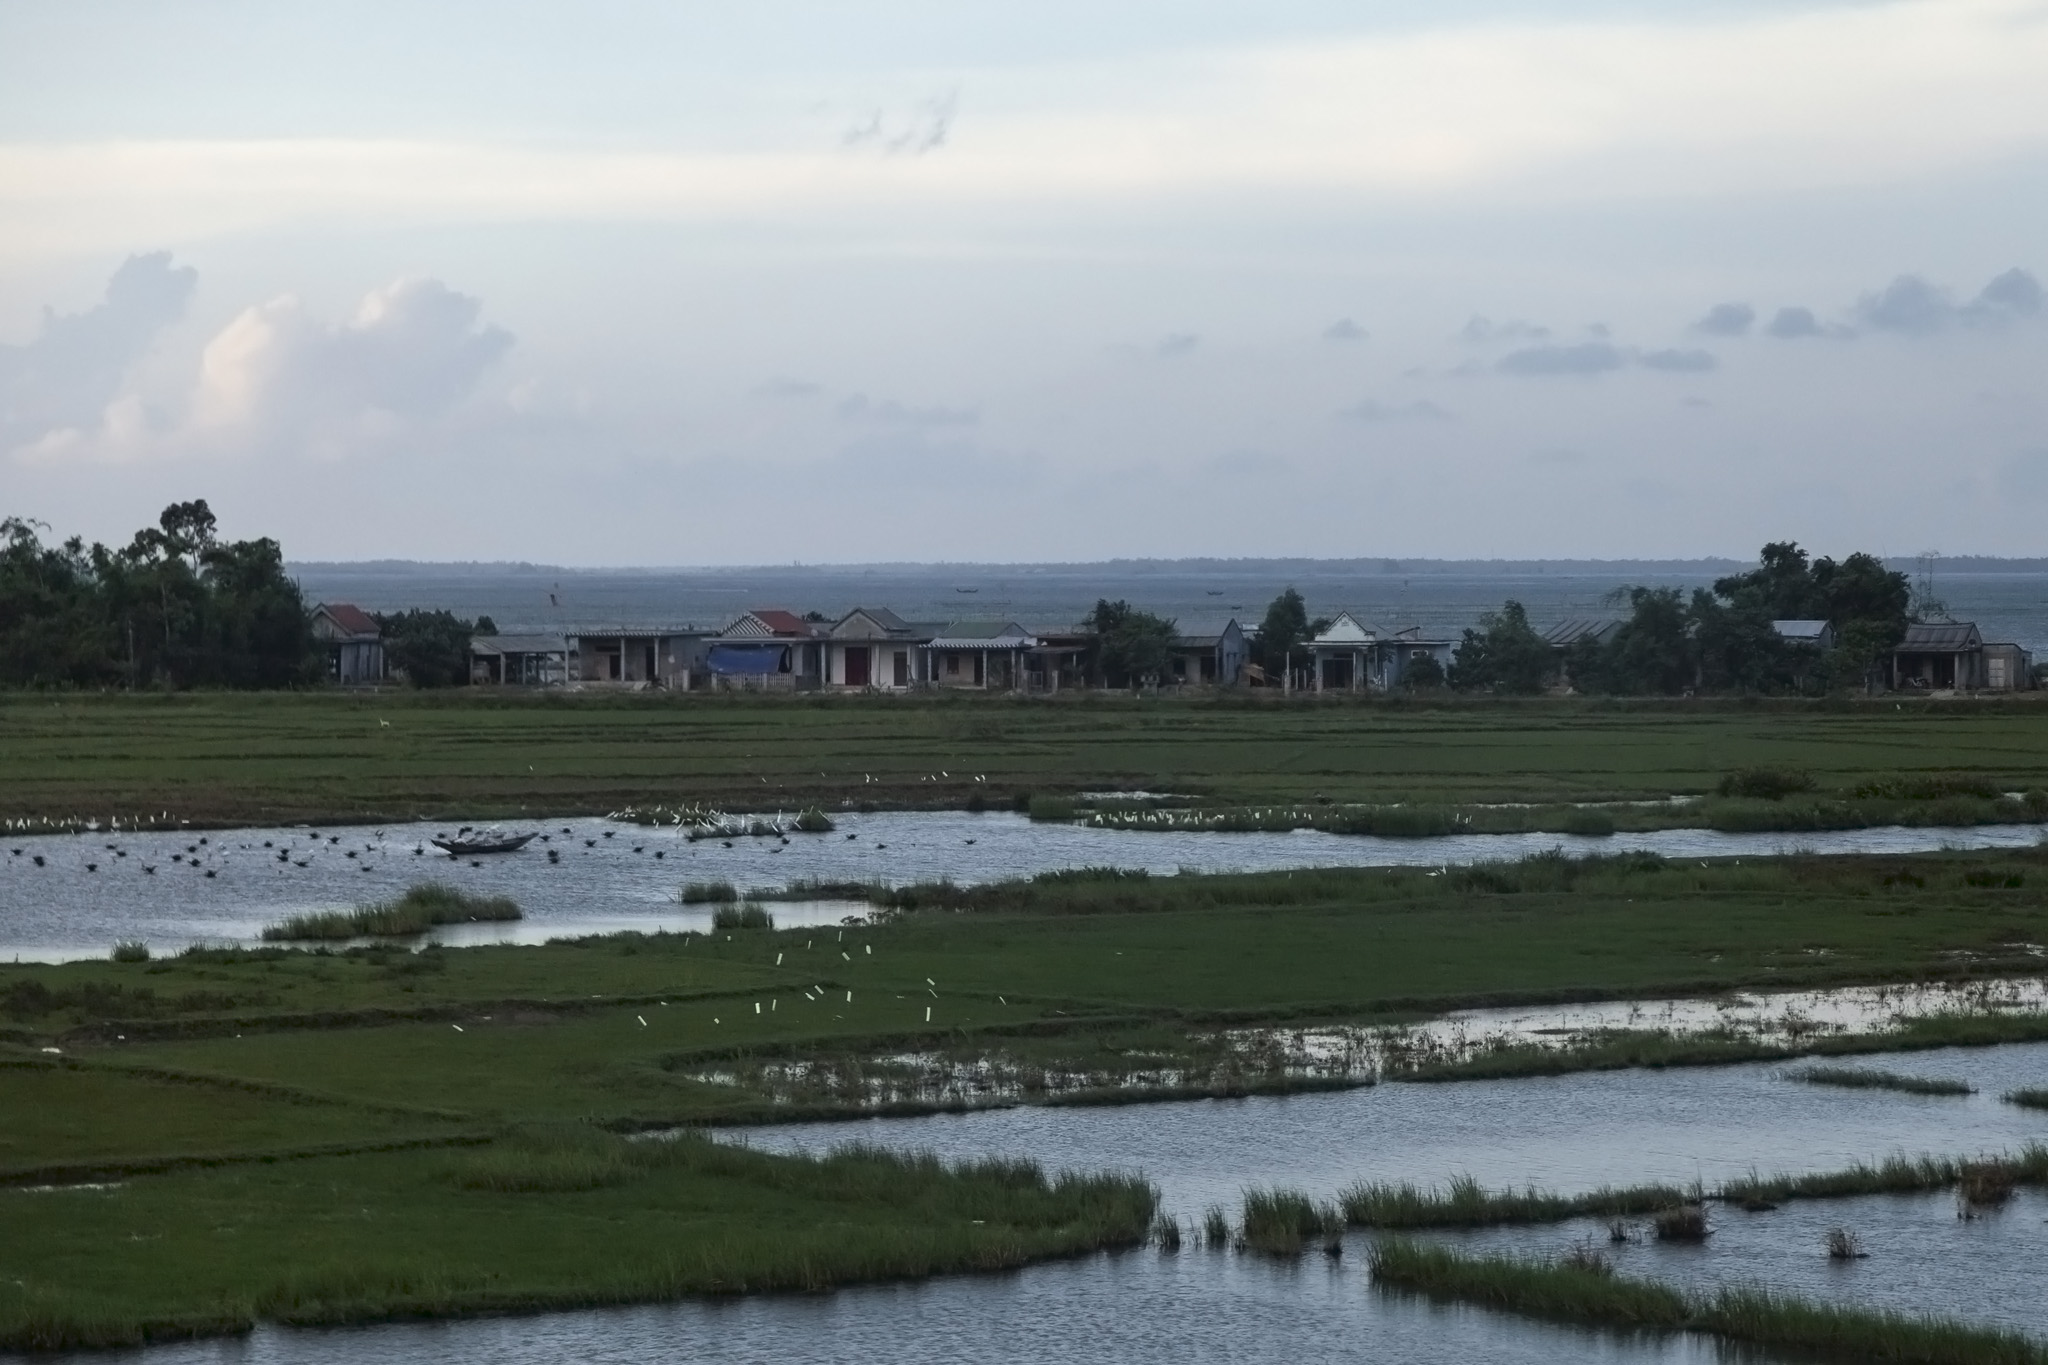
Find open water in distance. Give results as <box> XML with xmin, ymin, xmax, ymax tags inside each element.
<box><xmin>4</xmin><ymin>812</ymin><xmax>2047</xmax><ymax>961</ymax></box>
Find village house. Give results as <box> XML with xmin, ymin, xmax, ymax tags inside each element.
<box><xmin>1890</xmin><ymin>622</ymin><xmax>2032</xmax><ymax>692</ymax></box>
<box><xmin>924</xmin><ymin>621</ymin><xmax>1038</xmax><ymax>690</ymax></box>
<box><xmin>1170</xmin><ymin>619</ymin><xmax>1248</xmax><ymax>686</ymax></box>
<box><xmin>1772</xmin><ymin>619</ymin><xmax>1837</xmax><ymax>651</ymax></box>
<box><xmin>706</xmin><ymin>609</ymin><xmax>823</xmax><ymax>690</ymax></box>
<box><xmin>1541</xmin><ymin>618</ymin><xmax>1620</xmax><ymax>690</ymax></box>
<box><xmin>1023</xmin><ymin>627</ymin><xmax>1095</xmax><ymax>692</ymax></box>
<box><xmin>823</xmin><ymin>608</ymin><xmax>938</xmax><ymax>690</ymax></box>
<box><xmin>310</xmin><ymin>603</ymin><xmax>383</xmax><ymax>685</ymax></box>
<box><xmin>567</xmin><ymin>627</ymin><xmax>713</xmax><ymax>688</ymax></box>
<box><xmin>1301</xmin><ymin>612</ymin><xmax>1456</xmax><ymax>691</ymax></box>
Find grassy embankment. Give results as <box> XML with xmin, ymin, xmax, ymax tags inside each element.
<box><xmin>9</xmin><ymin>689</ymin><xmax>2048</xmax><ymax>826</ymax></box>
<box><xmin>1367</xmin><ymin>1238</ymin><xmax>2044</xmax><ymax>1365</ymax></box>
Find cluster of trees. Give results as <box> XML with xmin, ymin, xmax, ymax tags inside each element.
<box><xmin>1445</xmin><ymin>544</ymin><xmax>1912</xmax><ymax>695</ymax></box>
<box><xmin>0</xmin><ymin>502</ymin><xmax>316</xmax><ymax>689</ymax></box>
<box><xmin>1087</xmin><ymin>598</ymin><xmax>1178</xmax><ymax>687</ymax></box>
<box><xmin>379</xmin><ymin>609</ymin><xmax>494</xmax><ymax>689</ymax></box>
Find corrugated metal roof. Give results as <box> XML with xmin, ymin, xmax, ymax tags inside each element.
<box><xmin>935</xmin><ymin>620</ymin><xmax>1030</xmax><ymax>640</ymax></box>
<box><xmin>316</xmin><ymin>603</ymin><xmax>379</xmax><ymax>637</ymax></box>
<box><xmin>748</xmin><ymin>609</ymin><xmax>814</xmax><ymax>636</ymax></box>
<box><xmin>1899</xmin><ymin>621</ymin><xmax>1982</xmax><ymax>651</ymax></box>
<box><xmin>472</xmin><ymin>634</ymin><xmax>568</xmax><ymax>654</ymax></box>
<box><xmin>1772</xmin><ymin>619</ymin><xmax>1831</xmax><ymax>642</ymax></box>
<box><xmin>1542</xmin><ymin>619</ymin><xmax>1618</xmax><ymax>648</ymax></box>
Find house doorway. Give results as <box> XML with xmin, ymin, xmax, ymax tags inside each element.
<box><xmin>1321</xmin><ymin>656</ymin><xmax>1353</xmax><ymax>690</ymax></box>
<box><xmin>643</xmin><ymin>645</ymin><xmax>657</xmax><ymax>681</ymax></box>
<box><xmin>893</xmin><ymin>651</ymin><xmax>909</xmax><ymax>686</ymax></box>
<box><xmin>844</xmin><ymin>647</ymin><xmax>870</xmax><ymax>686</ymax></box>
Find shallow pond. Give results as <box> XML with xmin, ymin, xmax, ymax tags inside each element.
<box><xmin>5</xmin><ymin>811</ymin><xmax>2046</xmax><ymax>961</ymax></box>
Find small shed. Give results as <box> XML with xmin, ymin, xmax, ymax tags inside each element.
<box><xmin>471</xmin><ymin>634</ymin><xmax>569</xmax><ymax>686</ymax></box>
<box><xmin>1172</xmin><ymin>619</ymin><xmax>1248</xmax><ymax>686</ymax></box>
<box><xmin>311</xmin><ymin>603</ymin><xmax>383</xmax><ymax>685</ymax></box>
<box><xmin>1891</xmin><ymin>621</ymin><xmax>1984</xmax><ymax>691</ymax></box>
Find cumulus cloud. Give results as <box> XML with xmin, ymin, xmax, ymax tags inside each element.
<box><xmin>1154</xmin><ymin>332</ymin><xmax>1200</xmax><ymax>358</ymax></box>
<box><xmin>1340</xmin><ymin>398</ymin><xmax>1450</xmax><ymax>421</ymax></box>
<box><xmin>0</xmin><ymin>252</ymin><xmax>195</xmax><ymax>451</ymax></box>
<box><xmin>1496</xmin><ymin>341</ymin><xmax>1624</xmax><ymax>376</ymax></box>
<box><xmin>1691</xmin><ymin>302</ymin><xmax>1754</xmax><ymax>336</ymax></box>
<box><xmin>1638</xmin><ymin>347</ymin><xmax>1717</xmax><ymax>373</ymax></box>
<box><xmin>194</xmin><ymin>278</ymin><xmax>511</xmax><ymax>434</ymax></box>
<box><xmin>1323</xmin><ymin>318</ymin><xmax>1367</xmax><ymax>341</ymax></box>
<box><xmin>1765</xmin><ymin>306</ymin><xmax>1826</xmax><ymax>339</ymax></box>
<box><xmin>16</xmin><ymin>274</ymin><xmax>510</xmax><ymax>463</ymax></box>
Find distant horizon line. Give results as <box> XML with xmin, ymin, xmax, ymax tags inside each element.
<box><xmin>286</xmin><ymin>554</ymin><xmax>2048</xmax><ymax>576</ymax></box>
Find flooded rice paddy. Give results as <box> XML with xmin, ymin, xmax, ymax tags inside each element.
<box><xmin>5</xmin><ymin>810</ymin><xmax>2048</xmax><ymax>961</ymax></box>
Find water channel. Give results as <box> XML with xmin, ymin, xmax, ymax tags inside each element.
<box><xmin>4</xmin><ymin>810</ymin><xmax>2045</xmax><ymax>962</ymax></box>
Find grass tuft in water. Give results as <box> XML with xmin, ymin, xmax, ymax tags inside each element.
<box><xmin>1825</xmin><ymin>1227</ymin><xmax>1868</xmax><ymax>1260</ymax></box>
<box><xmin>1151</xmin><ymin>1213</ymin><xmax>1181</xmax><ymax>1251</ymax></box>
<box><xmin>1789</xmin><ymin>1064</ymin><xmax>1974</xmax><ymax>1096</ymax></box>
<box><xmin>2004</xmin><ymin>1089</ymin><xmax>2048</xmax><ymax>1111</ymax></box>
<box><xmin>1339</xmin><ymin>1174</ymin><xmax>1688</xmax><ymax>1228</ymax></box>
<box><xmin>710</xmin><ymin>903</ymin><xmax>774</xmax><ymax>931</ymax></box>
<box><xmin>677</xmin><ymin>881</ymin><xmax>739</xmax><ymax>904</ymax></box>
<box><xmin>261</xmin><ymin>884</ymin><xmax>520</xmax><ymax>941</ymax></box>
<box><xmin>1651</xmin><ymin>1204</ymin><xmax>1709</xmax><ymax>1242</ymax></box>
<box><xmin>1201</xmin><ymin>1205</ymin><xmax>1231</xmax><ymax>1248</ymax></box>
<box><xmin>1239</xmin><ymin>1187</ymin><xmax>1337</xmax><ymax>1256</ymax></box>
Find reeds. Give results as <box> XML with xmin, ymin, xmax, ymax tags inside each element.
<box><xmin>678</xmin><ymin>881</ymin><xmax>739</xmax><ymax>904</ymax></box>
<box><xmin>1959</xmin><ymin>1160</ymin><xmax>2017</xmax><ymax>1208</ymax></box>
<box><xmin>791</xmin><ymin>807</ymin><xmax>835</xmax><ymax>834</ymax></box>
<box><xmin>1722</xmin><ymin>1145</ymin><xmax>2048</xmax><ymax>1206</ymax></box>
<box><xmin>1238</xmin><ymin>1186</ymin><xmax>1339</xmax><ymax>1256</ymax></box>
<box><xmin>1338</xmin><ymin>1174</ymin><xmax>1689</xmax><ymax>1228</ymax></box>
<box><xmin>261</xmin><ymin>884</ymin><xmax>520</xmax><ymax>940</ymax></box>
<box><xmin>1026</xmin><ymin>795</ymin><xmax>1076</xmax><ymax>823</ymax></box>
<box><xmin>1652</xmin><ymin>1204</ymin><xmax>1709</xmax><ymax>1242</ymax></box>
<box><xmin>1788</xmin><ymin>1064</ymin><xmax>1975</xmax><ymax>1096</ymax></box>
<box><xmin>109</xmin><ymin>941</ymin><xmax>150</xmax><ymax>963</ymax></box>
<box><xmin>711</xmin><ymin>903</ymin><xmax>774</xmax><ymax>931</ymax></box>
<box><xmin>1825</xmin><ymin>1227</ymin><xmax>1867</xmax><ymax>1260</ymax></box>
<box><xmin>2004</xmin><ymin>1089</ymin><xmax>2048</xmax><ymax>1111</ymax></box>
<box><xmin>1201</xmin><ymin>1205</ymin><xmax>1231</xmax><ymax>1247</ymax></box>
<box><xmin>1368</xmin><ymin>1238</ymin><xmax>2048</xmax><ymax>1365</ymax></box>
<box><xmin>1151</xmin><ymin>1213</ymin><xmax>1182</xmax><ymax>1251</ymax></box>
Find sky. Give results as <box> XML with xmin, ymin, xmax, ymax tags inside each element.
<box><xmin>2</xmin><ymin>0</ymin><xmax>2046</xmax><ymax>565</ymax></box>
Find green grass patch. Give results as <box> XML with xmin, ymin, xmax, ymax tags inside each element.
<box><xmin>710</xmin><ymin>903</ymin><xmax>774</xmax><ymax>931</ymax></box>
<box><xmin>2005</xmin><ymin>1088</ymin><xmax>2048</xmax><ymax>1110</ymax></box>
<box><xmin>1787</xmin><ymin>1064</ymin><xmax>1975</xmax><ymax>1096</ymax></box>
<box><xmin>677</xmin><ymin>880</ymin><xmax>738</xmax><ymax>904</ymax></box>
<box><xmin>261</xmin><ymin>884</ymin><xmax>520</xmax><ymax>941</ymax></box>
<box><xmin>0</xmin><ymin>1131</ymin><xmax>1156</xmax><ymax>1350</ymax></box>
<box><xmin>1238</xmin><ymin>1186</ymin><xmax>1338</xmax><ymax>1255</ymax></box>
<box><xmin>1721</xmin><ymin>1145</ymin><xmax>2048</xmax><ymax>1206</ymax></box>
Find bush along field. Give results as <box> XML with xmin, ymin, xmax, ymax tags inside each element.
<box><xmin>10</xmin><ymin>845</ymin><xmax>2048</xmax><ymax>1345</ymax></box>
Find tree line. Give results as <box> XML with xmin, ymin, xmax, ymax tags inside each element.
<box><xmin>1406</xmin><ymin>543</ymin><xmax>1911</xmax><ymax>696</ymax></box>
<box><xmin>0</xmin><ymin>503</ymin><xmax>490</xmax><ymax>689</ymax></box>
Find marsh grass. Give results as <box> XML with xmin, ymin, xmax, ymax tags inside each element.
<box><xmin>1789</xmin><ymin>1065</ymin><xmax>1975</xmax><ymax>1096</ymax></box>
<box><xmin>2006</xmin><ymin>1089</ymin><xmax>2048</xmax><ymax>1111</ymax></box>
<box><xmin>1151</xmin><ymin>1213</ymin><xmax>1182</xmax><ymax>1251</ymax></box>
<box><xmin>1652</xmin><ymin>1204</ymin><xmax>1709</xmax><ymax>1242</ymax></box>
<box><xmin>1722</xmin><ymin>1146</ymin><xmax>2048</xmax><ymax>1206</ymax></box>
<box><xmin>710</xmin><ymin>903</ymin><xmax>774</xmax><ymax>931</ymax></box>
<box><xmin>1202</xmin><ymin>1205</ymin><xmax>1231</xmax><ymax>1248</ymax></box>
<box><xmin>1338</xmin><ymin>1174</ymin><xmax>1689</xmax><ymax>1228</ymax></box>
<box><xmin>1368</xmin><ymin>1238</ymin><xmax>2048</xmax><ymax>1365</ymax></box>
<box><xmin>1026</xmin><ymin>795</ymin><xmax>1077</xmax><ymax>823</ymax></box>
<box><xmin>109</xmin><ymin>941</ymin><xmax>149</xmax><ymax>963</ymax></box>
<box><xmin>1239</xmin><ymin>1187</ymin><xmax>1338</xmax><ymax>1256</ymax></box>
<box><xmin>791</xmin><ymin>808</ymin><xmax>835</xmax><ymax>834</ymax></box>
<box><xmin>1826</xmin><ymin>1227</ymin><xmax>1868</xmax><ymax>1260</ymax></box>
<box><xmin>678</xmin><ymin>881</ymin><xmax>738</xmax><ymax>904</ymax></box>
<box><xmin>261</xmin><ymin>884</ymin><xmax>519</xmax><ymax>941</ymax></box>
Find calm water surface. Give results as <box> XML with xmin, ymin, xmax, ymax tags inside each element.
<box><xmin>5</xmin><ymin>811</ymin><xmax>2046</xmax><ymax>961</ymax></box>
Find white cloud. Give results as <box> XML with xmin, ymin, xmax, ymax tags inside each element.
<box><xmin>15</xmin><ymin>274</ymin><xmax>510</xmax><ymax>463</ymax></box>
<box><xmin>0</xmin><ymin>252</ymin><xmax>193</xmax><ymax>448</ymax></box>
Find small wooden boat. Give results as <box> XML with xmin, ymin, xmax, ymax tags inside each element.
<box><xmin>430</xmin><ymin>832</ymin><xmax>536</xmax><ymax>855</ymax></box>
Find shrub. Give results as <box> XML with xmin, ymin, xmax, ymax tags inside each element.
<box><xmin>1652</xmin><ymin>1205</ymin><xmax>1709</xmax><ymax>1242</ymax></box>
<box><xmin>109</xmin><ymin>941</ymin><xmax>150</xmax><ymax>963</ymax></box>
<box><xmin>1717</xmin><ymin>768</ymin><xmax>1815</xmax><ymax>800</ymax></box>
<box><xmin>1027</xmin><ymin>795</ymin><xmax>1077</xmax><ymax>823</ymax></box>
<box><xmin>678</xmin><ymin>881</ymin><xmax>739</xmax><ymax>904</ymax></box>
<box><xmin>262</xmin><ymin>884</ymin><xmax>520</xmax><ymax>940</ymax></box>
<box><xmin>1561</xmin><ymin>807</ymin><xmax>1617</xmax><ymax>837</ymax></box>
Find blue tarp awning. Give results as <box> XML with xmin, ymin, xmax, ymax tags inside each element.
<box><xmin>708</xmin><ymin>643</ymin><xmax>790</xmax><ymax>675</ymax></box>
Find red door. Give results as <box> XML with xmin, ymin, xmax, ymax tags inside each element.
<box><xmin>844</xmin><ymin>647</ymin><xmax>870</xmax><ymax>686</ymax></box>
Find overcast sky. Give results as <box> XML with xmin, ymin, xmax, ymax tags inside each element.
<box><xmin>3</xmin><ymin>0</ymin><xmax>2046</xmax><ymax>564</ymax></box>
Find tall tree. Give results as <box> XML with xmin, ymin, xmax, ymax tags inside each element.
<box><xmin>1088</xmin><ymin>598</ymin><xmax>1178</xmax><ymax>688</ymax></box>
<box><xmin>1449</xmin><ymin>600</ymin><xmax>1552</xmax><ymax>694</ymax></box>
